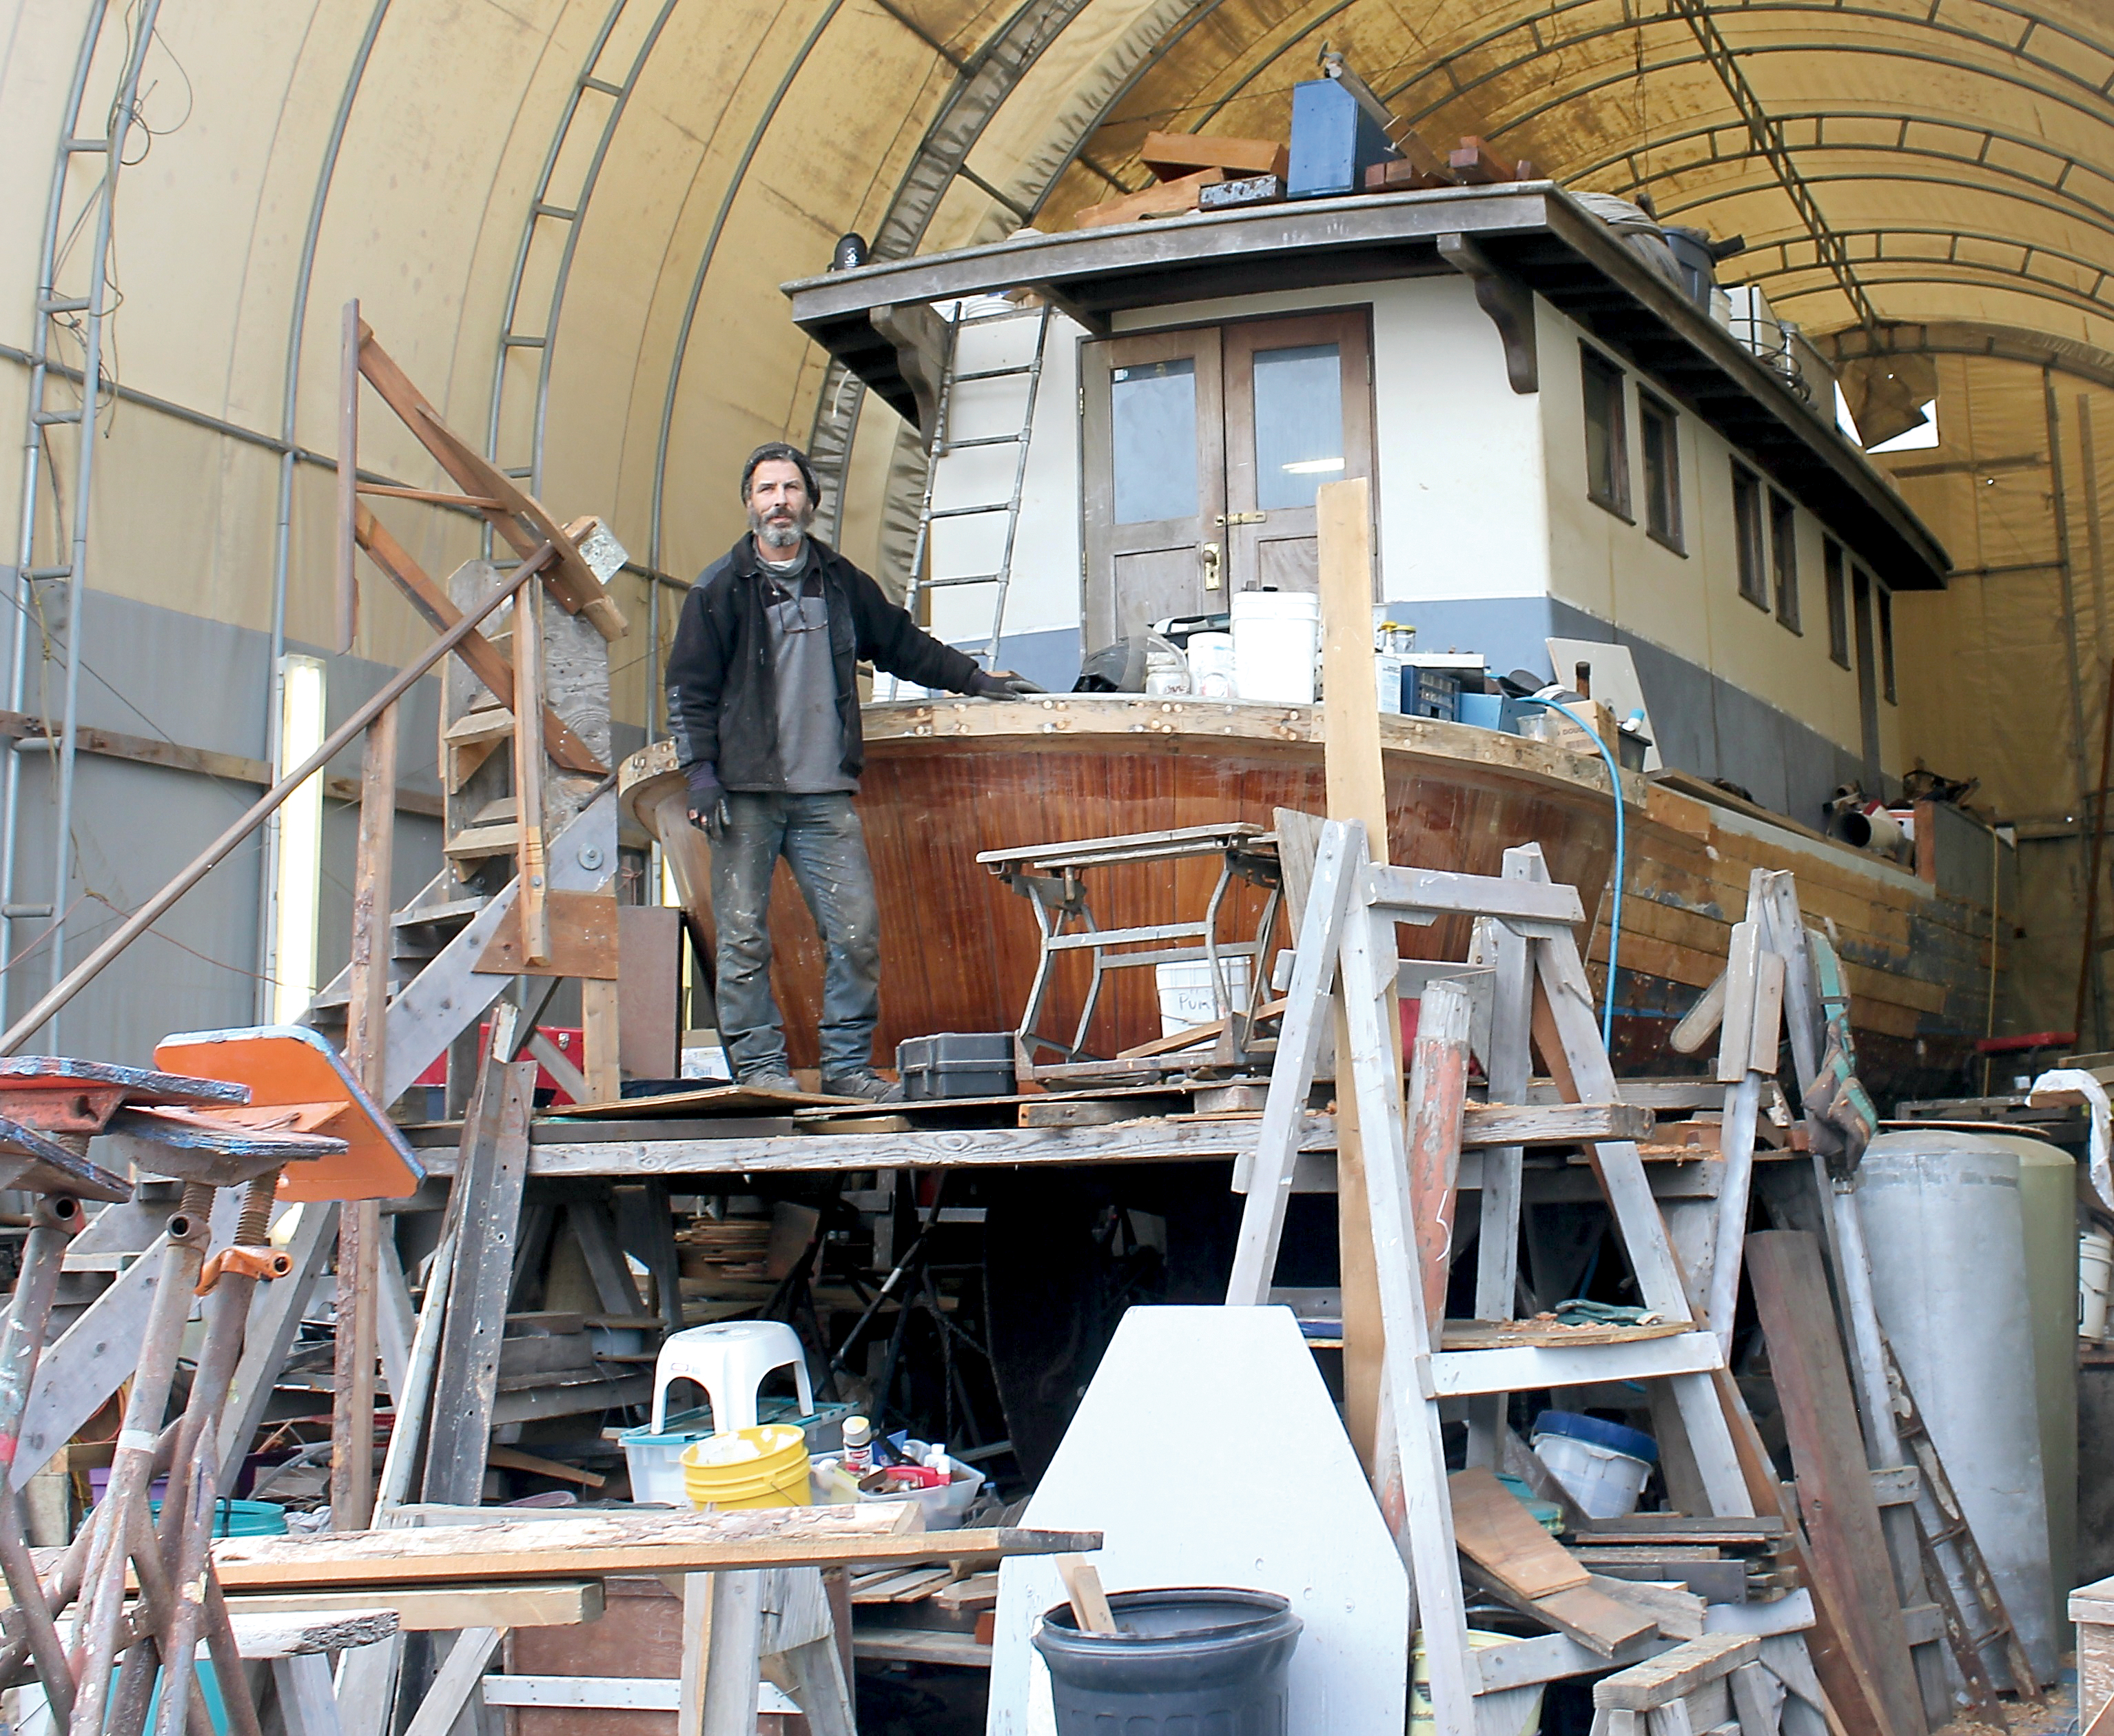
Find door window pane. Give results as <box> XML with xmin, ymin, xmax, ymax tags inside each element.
<box><xmin>1253</xmin><ymin>344</ymin><xmax>1344</xmax><ymax>509</ymax></box>
<box><xmin>1111</xmin><ymin>359</ymin><xmax>1199</xmax><ymax>524</ymax></box>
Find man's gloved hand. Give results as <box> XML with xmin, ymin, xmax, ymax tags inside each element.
<box><xmin>970</xmin><ymin>670</ymin><xmax>1045</xmax><ymax>700</ymax></box>
<box><xmin>686</xmin><ymin>762</ymin><xmax>731</xmax><ymax>841</ymax></box>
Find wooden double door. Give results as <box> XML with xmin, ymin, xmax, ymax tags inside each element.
<box><xmin>1082</xmin><ymin>309</ymin><xmax>1375</xmax><ymax>645</ymax></box>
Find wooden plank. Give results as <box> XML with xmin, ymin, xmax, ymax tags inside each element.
<box><xmin>1074</xmin><ymin>167</ymin><xmax>1223</xmax><ymax>227</ymax></box>
<box><xmin>1139</xmin><ymin>130</ymin><xmax>1288</xmax><ymax>181</ymax></box>
<box><xmin>0</xmin><ymin>709</ymin><xmax>442</xmax><ymax>817</ymax></box>
<box><xmin>200</xmin><ymin>1516</ymin><xmax>1100</xmax><ymax>1590</ymax></box>
<box><xmin>226</xmin><ymin>1609</ymin><xmax>399</xmax><ymax>1658</ymax></box>
<box><xmin>1595</xmin><ymin>1636</ymin><xmax>1762</xmax><ymax>1711</ymax></box>
<box><xmin>356</xmin><ymin>328</ymin><xmax>624</xmax><ymax>639</ymax></box>
<box><xmin>1449</xmin><ymin>1467</ymin><xmax>1587</xmax><ymax>1599</ymax></box>
<box><xmin>352</xmin><ymin>508</ymin><xmax>605</xmax><ymax>774</ymax></box>
<box><xmin>514</xmin><ymin>584</ymin><xmax>552</xmax><ymax>964</ymax></box>
<box><xmin>582</xmin><ymin>979</ymin><xmax>622</xmax><ymax>1105</ymax></box>
<box><xmin>1464</xmin><ymin>1101</ymin><xmax>1652</xmax><ymax>1146</ymax></box>
<box><xmin>1410</xmin><ymin>978</ymin><xmax>1473</xmax><ymax>1340</ymax></box>
<box><xmin>1317</xmin><ymin>476</ymin><xmax>1389</xmax><ymax>1475</ymax></box>
<box><xmin>223</xmin><ymin>1583</ymin><xmax>604</xmax><ymax>1631</ymax></box>
<box><xmin>475</xmin><ymin>890</ymin><xmax>619</xmax><ymax>979</ymax></box>
<box><xmin>420</xmin><ymin>1056</ymin><xmax>537</xmax><ymax>1506</ymax></box>
<box><xmin>402</xmin><ymin>1626</ymin><xmax>504</xmax><ymax>1736</ymax></box>
<box><xmin>1450</xmin><ymin>1471</ymin><xmax>1654</xmax><ymax>1657</ymax></box>
<box><xmin>331</xmin><ymin>699</ymin><xmax>398</xmax><ymax>1534</ymax></box>
<box><xmin>1745</xmin><ymin>1232</ymin><xmax>1922</xmax><ymax>1736</ymax></box>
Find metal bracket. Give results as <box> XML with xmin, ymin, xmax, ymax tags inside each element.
<box><xmin>1437</xmin><ymin>233</ymin><xmax>1538</xmax><ymax>396</ymax></box>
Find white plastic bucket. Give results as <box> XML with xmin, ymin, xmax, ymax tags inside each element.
<box><xmin>1231</xmin><ymin>590</ymin><xmax>1320</xmax><ymax>704</ymax></box>
<box><xmin>1532</xmin><ymin>1429</ymin><xmax>1653</xmax><ymax>1519</ymax></box>
<box><xmin>1156</xmin><ymin>957</ymin><xmax>1252</xmax><ymax>1038</ymax></box>
<box><xmin>1187</xmin><ymin>633</ymin><xmax>1237</xmax><ymax>699</ymax></box>
<box><xmin>2082</xmin><ymin>1229</ymin><xmax>2113</xmax><ymax>1340</ymax></box>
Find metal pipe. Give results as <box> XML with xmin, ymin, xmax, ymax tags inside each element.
<box><xmin>1</xmin><ymin>0</ymin><xmax>116</xmax><ymax>1033</ymax></box>
<box><xmin>68</xmin><ymin>1192</ymin><xmax>211</xmax><ymax>1736</ymax></box>
<box><xmin>43</xmin><ymin>0</ymin><xmax>165</xmax><ymax>1053</ymax></box>
<box><xmin>0</xmin><ymin>551</ymin><xmax>548</xmax><ymax>1054</ymax></box>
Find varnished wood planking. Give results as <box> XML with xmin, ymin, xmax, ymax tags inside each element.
<box><xmin>662</xmin><ymin>703</ymin><xmax>1994</xmax><ymax>1067</ymax></box>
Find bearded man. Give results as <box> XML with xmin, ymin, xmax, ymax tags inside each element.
<box><xmin>664</xmin><ymin>442</ymin><xmax>1042</xmax><ymax>1100</ymax></box>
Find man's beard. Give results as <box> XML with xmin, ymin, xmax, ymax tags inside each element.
<box><xmin>748</xmin><ymin>502</ymin><xmax>813</xmax><ymax>553</ymax></box>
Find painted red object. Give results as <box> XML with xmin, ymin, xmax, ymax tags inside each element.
<box><xmin>413</xmin><ymin>1024</ymin><xmax>585</xmax><ymax>1104</ymax></box>
<box><xmin>1973</xmin><ymin>1031</ymin><xmax>2076</xmax><ymax>1054</ymax></box>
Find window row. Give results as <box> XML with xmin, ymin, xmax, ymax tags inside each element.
<box><xmin>1582</xmin><ymin>341</ymin><xmax>1895</xmax><ymax>707</ymax></box>
<box><xmin>1582</xmin><ymin>345</ymin><xmax>1683</xmax><ymax>553</ymax></box>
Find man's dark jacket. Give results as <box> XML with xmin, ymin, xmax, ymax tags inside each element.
<box><xmin>665</xmin><ymin>533</ymin><xmax>984</xmax><ymax>790</ymax></box>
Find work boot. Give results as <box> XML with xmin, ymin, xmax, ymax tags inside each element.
<box><xmin>821</xmin><ymin>1069</ymin><xmax>903</xmax><ymax>1104</ymax></box>
<box><xmin>737</xmin><ymin>1069</ymin><xmax>803</xmax><ymax>1095</ymax></box>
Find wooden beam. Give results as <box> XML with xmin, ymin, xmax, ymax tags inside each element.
<box><xmin>1745</xmin><ymin>1233</ymin><xmax>1922</xmax><ymax>1736</ymax></box>
<box><xmin>1074</xmin><ymin>167</ymin><xmax>1223</xmax><ymax>228</ymax></box>
<box><xmin>197</xmin><ymin>1515</ymin><xmax>1102</xmax><ymax>1591</ymax></box>
<box><xmin>331</xmin><ymin>699</ymin><xmax>398</xmax><ymax>1534</ymax></box>
<box><xmin>1317</xmin><ymin>475</ymin><xmax>1390</xmax><ymax>1472</ymax></box>
<box><xmin>1139</xmin><ymin>131</ymin><xmax>1287</xmax><ymax>181</ymax></box>
<box><xmin>0</xmin><ymin>709</ymin><xmax>442</xmax><ymax>817</ymax></box>
<box><xmin>355</xmin><ymin>327</ymin><xmax>625</xmax><ymax>640</ymax></box>
<box><xmin>352</xmin><ymin>507</ymin><xmax>605</xmax><ymax>775</ymax></box>
<box><xmin>221</xmin><ymin>1582</ymin><xmax>604</xmax><ymax>1632</ymax></box>
<box><xmin>513</xmin><ymin>585</ymin><xmax>551</xmax><ymax>966</ymax></box>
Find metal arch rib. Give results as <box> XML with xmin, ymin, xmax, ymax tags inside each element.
<box><xmin>0</xmin><ymin>0</ymin><xmax>165</xmax><ymax>1045</ymax></box>
<box><xmin>805</xmin><ymin>0</ymin><xmax>1102</xmax><ymax>545</ymax></box>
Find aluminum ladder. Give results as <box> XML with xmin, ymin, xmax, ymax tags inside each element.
<box><xmin>883</xmin><ymin>300</ymin><xmax>1054</xmax><ymax>697</ymax></box>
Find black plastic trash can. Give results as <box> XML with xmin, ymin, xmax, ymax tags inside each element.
<box><xmin>1032</xmin><ymin>1586</ymin><xmax>1303</xmax><ymax>1734</ymax></box>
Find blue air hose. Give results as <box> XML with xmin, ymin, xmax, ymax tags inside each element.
<box><xmin>1514</xmin><ymin>696</ymin><xmax>1627</xmax><ymax>1048</ymax></box>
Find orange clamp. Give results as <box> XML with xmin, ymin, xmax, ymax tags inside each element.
<box><xmin>196</xmin><ymin>1245</ymin><xmax>294</xmax><ymax>1295</ymax></box>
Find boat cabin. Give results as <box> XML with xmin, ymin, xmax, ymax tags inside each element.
<box><xmin>784</xmin><ymin>182</ymin><xmax>1950</xmax><ymax>827</ymax></box>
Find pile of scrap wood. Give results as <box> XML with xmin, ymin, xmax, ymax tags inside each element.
<box><xmin>1072</xmin><ymin>125</ymin><xmax>1535</xmax><ymax>227</ymax></box>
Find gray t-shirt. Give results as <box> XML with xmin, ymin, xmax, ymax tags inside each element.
<box><xmin>756</xmin><ymin>547</ymin><xmax>855</xmax><ymax>793</ymax></box>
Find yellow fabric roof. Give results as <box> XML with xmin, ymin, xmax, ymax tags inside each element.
<box><xmin>1</xmin><ymin>0</ymin><xmax>2108</xmax><ymax>820</ymax></box>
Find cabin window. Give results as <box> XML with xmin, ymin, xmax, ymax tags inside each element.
<box><xmin>1878</xmin><ymin>584</ymin><xmax>1897</xmax><ymax>704</ymax></box>
<box><xmin>1769</xmin><ymin>493</ymin><xmax>1800</xmax><ymax>633</ymax></box>
<box><xmin>1732</xmin><ymin>464</ymin><xmax>1767</xmax><ymax>609</ymax></box>
<box><xmin>1252</xmin><ymin>344</ymin><xmax>1346</xmax><ymax>510</ymax></box>
<box><xmin>1639</xmin><ymin>392</ymin><xmax>1682</xmax><ymax>552</ymax></box>
<box><xmin>1581</xmin><ymin>346</ymin><xmax>1631</xmax><ymax>519</ymax></box>
<box><xmin>1109</xmin><ymin>358</ymin><xmax>1200</xmax><ymax>524</ymax></box>
<box><xmin>1824</xmin><ymin>540</ymin><xmax>1850</xmax><ymax>667</ymax></box>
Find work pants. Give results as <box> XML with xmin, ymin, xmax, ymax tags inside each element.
<box><xmin>710</xmin><ymin>790</ymin><xmax>881</xmax><ymax>1081</ymax></box>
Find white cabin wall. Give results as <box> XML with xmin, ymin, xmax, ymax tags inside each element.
<box><xmin>1368</xmin><ymin>276</ymin><xmax>1551</xmax><ymax>610</ymax></box>
<box><xmin>1535</xmin><ymin>299</ymin><xmax>1904</xmax><ymax>810</ymax></box>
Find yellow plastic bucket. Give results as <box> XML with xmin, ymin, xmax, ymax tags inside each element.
<box><xmin>679</xmin><ymin>1424</ymin><xmax>810</xmax><ymax>1510</ymax></box>
<box><xmin>1413</xmin><ymin>1631</ymin><xmax>1544</xmax><ymax>1736</ymax></box>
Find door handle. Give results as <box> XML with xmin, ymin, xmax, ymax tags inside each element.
<box><xmin>1201</xmin><ymin>542</ymin><xmax>1222</xmax><ymax>591</ymax></box>
<box><xmin>1215</xmin><ymin>512</ymin><xmax>1266</xmax><ymax>527</ymax></box>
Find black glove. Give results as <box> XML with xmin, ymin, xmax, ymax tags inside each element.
<box><xmin>970</xmin><ymin>671</ymin><xmax>1045</xmax><ymax>700</ymax></box>
<box><xmin>685</xmin><ymin>762</ymin><xmax>730</xmax><ymax>841</ymax></box>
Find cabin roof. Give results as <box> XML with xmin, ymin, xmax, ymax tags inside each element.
<box><xmin>783</xmin><ymin>183</ymin><xmax>1949</xmax><ymax>591</ymax></box>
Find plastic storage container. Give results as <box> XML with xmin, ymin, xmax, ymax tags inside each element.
<box><xmin>1187</xmin><ymin>632</ymin><xmax>1237</xmax><ymax>699</ymax></box>
<box><xmin>1033</xmin><ymin>1588</ymin><xmax>1302</xmax><ymax>1732</ymax></box>
<box><xmin>1231</xmin><ymin>589</ymin><xmax>1320</xmax><ymax>704</ymax></box>
<box><xmin>1155</xmin><ymin>957</ymin><xmax>1251</xmax><ymax>1037</ymax></box>
<box><xmin>621</xmin><ymin>1400</ymin><xmax>851</xmax><ymax>1504</ymax></box>
<box><xmin>2083</xmin><ymin>1228</ymin><xmax>2113</xmax><ymax>1340</ymax></box>
<box><xmin>1531</xmin><ymin>1411</ymin><xmax>1657</xmax><ymax>1518</ymax></box>
<box><xmin>895</xmin><ymin>1032</ymin><xmax>1016</xmax><ymax>1100</ymax></box>
<box><xmin>680</xmin><ymin>1423</ymin><xmax>810</xmax><ymax>1509</ymax></box>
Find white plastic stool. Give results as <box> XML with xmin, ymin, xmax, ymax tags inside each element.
<box><xmin>651</xmin><ymin>1320</ymin><xmax>815</xmax><ymax>1435</ymax></box>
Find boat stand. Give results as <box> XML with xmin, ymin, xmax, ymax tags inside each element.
<box><xmin>977</xmin><ymin>821</ymin><xmax>1284</xmax><ymax>1085</ymax></box>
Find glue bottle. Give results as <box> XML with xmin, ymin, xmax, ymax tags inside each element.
<box><xmin>841</xmin><ymin>1415</ymin><xmax>873</xmax><ymax>1478</ymax></box>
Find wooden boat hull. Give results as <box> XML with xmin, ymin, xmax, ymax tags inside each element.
<box><xmin>624</xmin><ymin>697</ymin><xmax>1995</xmax><ymax>1098</ymax></box>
